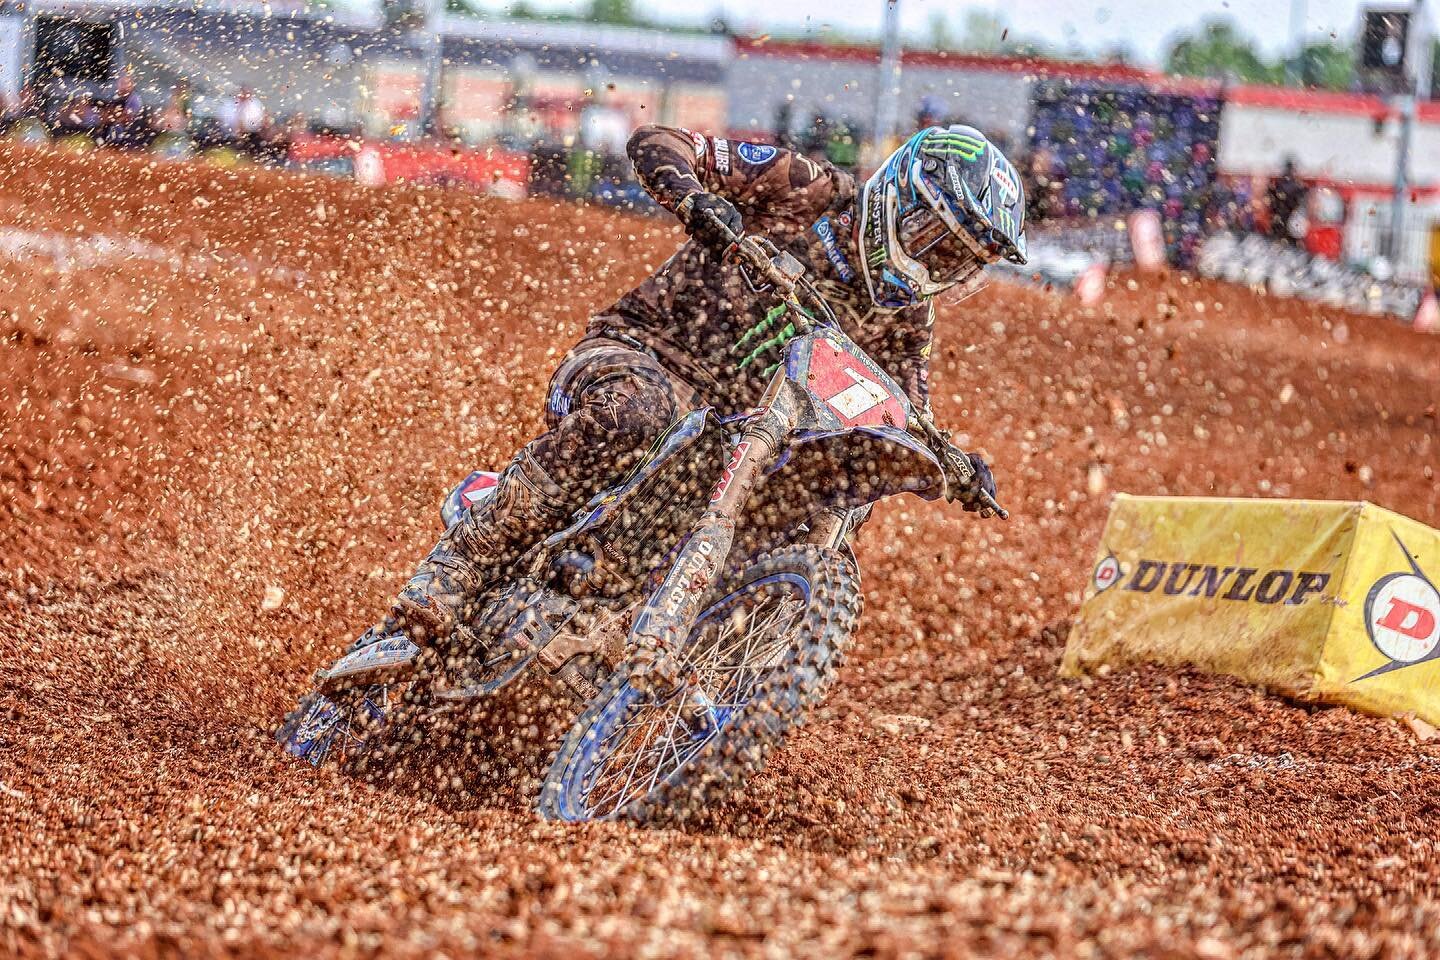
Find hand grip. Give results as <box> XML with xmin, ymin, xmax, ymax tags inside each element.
<box><xmin>703</xmin><ymin>207</ymin><xmax>740</xmax><ymax>245</ymax></box>
<box><xmin>906</xmin><ymin>414</ymin><xmax>1008</xmax><ymax>520</ymax></box>
<box><xmin>706</xmin><ymin>211</ymin><xmax>807</xmax><ymax>301</ymax></box>
<box><xmin>977</xmin><ymin>490</ymin><xmax>1009</xmax><ymax>521</ymax></box>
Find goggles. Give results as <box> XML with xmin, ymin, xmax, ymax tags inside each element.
<box><xmin>898</xmin><ymin>207</ymin><xmax>986</xmax><ymax>286</ymax></box>
<box><xmin>898</xmin><ymin>155</ymin><xmax>1017</xmax><ymax>286</ymax></box>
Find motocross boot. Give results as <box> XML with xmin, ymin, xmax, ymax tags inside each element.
<box><xmin>391</xmin><ymin>448</ymin><xmax>570</xmax><ymax>645</ymax></box>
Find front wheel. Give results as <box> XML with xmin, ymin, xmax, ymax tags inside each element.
<box><xmin>275</xmin><ymin>680</ymin><xmax>396</xmax><ymax>770</ymax></box>
<box><xmin>537</xmin><ymin>546</ymin><xmax>861</xmax><ymax>824</ymax></box>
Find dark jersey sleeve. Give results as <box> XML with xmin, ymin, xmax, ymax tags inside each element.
<box><xmin>894</xmin><ymin>301</ymin><xmax>936</xmax><ymax>418</ymax></box>
<box><xmin>627</xmin><ymin>124</ymin><xmax>840</xmax><ymax>231</ymax></box>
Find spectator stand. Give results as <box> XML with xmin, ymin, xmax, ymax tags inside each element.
<box><xmin>1028</xmin><ymin>78</ymin><xmax>1223</xmax><ymax>269</ymax></box>
<box><xmin>1199</xmin><ymin>230</ymin><xmax>1424</xmax><ymax>320</ymax></box>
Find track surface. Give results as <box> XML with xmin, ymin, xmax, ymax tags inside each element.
<box><xmin>4</xmin><ymin>145</ymin><xmax>1440</xmax><ymax>958</ymax></box>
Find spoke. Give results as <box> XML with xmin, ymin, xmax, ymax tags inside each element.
<box><xmin>591</xmin><ymin>715</ymin><xmax>661</xmax><ymax>810</ymax></box>
<box><xmin>578</xmin><ymin>581</ymin><xmax>809</xmax><ymax>816</ymax></box>
<box><xmin>619</xmin><ymin>693</ymin><xmax>685</xmax><ymax>805</ymax></box>
<box><xmin>587</xmin><ymin>738</ymin><xmax>645</xmax><ymax>813</ymax></box>
<box><xmin>697</xmin><ymin>593</ymin><xmax>801</xmax><ymax>699</ymax></box>
<box><xmin>645</xmin><ymin>704</ymin><xmax>688</xmax><ymax>795</ymax></box>
<box><xmin>711</xmin><ymin>610</ymin><xmax>761</xmax><ymax>662</ymax></box>
<box><xmin>696</xmin><ymin>612</ymin><xmax>762</xmax><ymax>689</ymax></box>
<box><xmin>586</xmin><ymin>727</ymin><xmax>637</xmax><ymax>794</ymax></box>
<box><xmin>588</xmin><ymin>694</ymin><xmax>681</xmax><ymax>813</ymax></box>
<box><xmin>748</xmin><ymin>597</ymin><xmax>800</xmax><ymax>647</ymax></box>
<box><xmin>585</xmin><ymin>708</ymin><xmax>663</xmax><ymax>806</ymax></box>
<box><xmin>710</xmin><ymin>593</ymin><xmax>798</xmax><ymax>668</ymax></box>
<box><xmin>705</xmin><ymin>659</ymin><xmax>784</xmax><ymax>674</ymax></box>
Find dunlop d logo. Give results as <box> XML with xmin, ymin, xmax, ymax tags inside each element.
<box><xmin>1356</xmin><ymin>531</ymin><xmax>1440</xmax><ymax>681</ymax></box>
<box><xmin>1093</xmin><ymin>552</ymin><xmax>1121</xmax><ymax>593</ymax></box>
<box><xmin>1119</xmin><ymin>559</ymin><xmax>1332</xmax><ymax>606</ymax></box>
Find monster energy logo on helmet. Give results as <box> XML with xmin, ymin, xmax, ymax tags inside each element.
<box><xmin>921</xmin><ymin>130</ymin><xmax>987</xmax><ymax>162</ymax></box>
<box><xmin>867</xmin><ymin>183</ymin><xmax>886</xmax><ymax>258</ymax></box>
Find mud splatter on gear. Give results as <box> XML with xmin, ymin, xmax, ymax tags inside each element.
<box><xmin>531</xmin><ymin>336</ymin><xmax>694</xmax><ymax>502</ymax></box>
<box><xmin>597</xmin><ymin>124</ymin><xmax>936</xmax><ymax>421</ymax></box>
<box><xmin>857</xmin><ymin>125</ymin><xmax>1028</xmax><ymax>309</ymax></box>
<box><xmin>395</xmin><ymin>126</ymin><xmax>948</xmax><ymax>643</ymax></box>
<box><xmin>392</xmin><ymin>448</ymin><xmax>570</xmax><ymax>642</ymax></box>
<box><xmin>392</xmin><ymin>338</ymin><xmax>692</xmax><ymax>644</ymax></box>
<box><xmin>529</xmin><ymin>124</ymin><xmax>950</xmax><ymax>497</ymax></box>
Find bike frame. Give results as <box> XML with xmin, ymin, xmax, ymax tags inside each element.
<box><xmin>627</xmin><ymin>322</ymin><xmax>934</xmax><ymax>672</ymax></box>
<box><xmin>623</xmin><ymin>217</ymin><xmax>1004</xmax><ymax>676</ymax></box>
<box><xmin>308</xmin><ymin>222</ymin><xmax>1004</xmax><ymax>700</ymax></box>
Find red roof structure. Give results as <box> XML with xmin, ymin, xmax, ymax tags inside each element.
<box><xmin>733</xmin><ymin>36</ymin><xmax>1215</xmax><ymax>92</ymax></box>
<box><xmin>734</xmin><ymin>36</ymin><xmax>1440</xmax><ymax>119</ymax></box>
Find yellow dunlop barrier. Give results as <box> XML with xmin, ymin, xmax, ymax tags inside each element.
<box><xmin>1063</xmin><ymin>495</ymin><xmax>1440</xmax><ymax>725</ymax></box>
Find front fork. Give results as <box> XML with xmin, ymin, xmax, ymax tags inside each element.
<box><xmin>805</xmin><ymin>503</ymin><xmax>868</xmax><ymax>553</ymax></box>
<box><xmin>626</xmin><ymin>384</ymin><xmax>801</xmax><ymax>693</ymax></box>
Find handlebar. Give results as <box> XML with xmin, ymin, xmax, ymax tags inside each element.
<box><xmin>906</xmin><ymin>414</ymin><xmax>1009</xmax><ymax>520</ymax></box>
<box><xmin>702</xmin><ymin>209</ymin><xmax>1008</xmax><ymax>521</ymax></box>
<box><xmin>705</xmin><ymin>214</ymin><xmax>784</xmax><ymax>285</ymax></box>
<box><xmin>703</xmin><ymin>209</ymin><xmax>828</xmax><ymax>330</ymax></box>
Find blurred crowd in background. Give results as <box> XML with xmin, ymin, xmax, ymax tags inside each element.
<box><xmin>3</xmin><ymin>5</ymin><xmax>1433</xmax><ymax>317</ymax></box>
<box><xmin>0</xmin><ymin>65</ymin><xmax>1320</xmax><ymax>268</ymax></box>
<box><xmin>1</xmin><ymin>75</ymin><xmax>294</xmax><ymax>163</ymax></box>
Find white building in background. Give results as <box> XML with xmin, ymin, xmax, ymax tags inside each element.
<box><xmin>725</xmin><ymin>37</ymin><xmax>1159</xmax><ymax>148</ymax></box>
<box><xmin>1218</xmin><ymin>85</ymin><xmax>1440</xmax><ymax>187</ymax></box>
<box><xmin>1218</xmin><ymin>85</ymin><xmax>1440</xmax><ymax>284</ymax></box>
<box><xmin>0</xmin><ymin>0</ymin><xmax>728</xmax><ymax>139</ymax></box>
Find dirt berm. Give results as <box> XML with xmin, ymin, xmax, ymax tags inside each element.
<box><xmin>3</xmin><ymin>144</ymin><xmax>1440</xmax><ymax>958</ymax></box>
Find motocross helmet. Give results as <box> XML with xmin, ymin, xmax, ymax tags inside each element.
<box><xmin>857</xmin><ymin>124</ymin><xmax>1028</xmax><ymax>309</ymax></box>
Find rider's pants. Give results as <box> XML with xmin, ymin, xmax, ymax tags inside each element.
<box><xmin>527</xmin><ymin>336</ymin><xmax>696</xmax><ymax>510</ymax></box>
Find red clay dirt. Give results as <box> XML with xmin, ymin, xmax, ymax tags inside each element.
<box><xmin>3</xmin><ymin>144</ymin><xmax>1439</xmax><ymax>958</ymax></box>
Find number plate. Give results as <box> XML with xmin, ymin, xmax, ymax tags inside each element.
<box><xmin>795</xmin><ymin>330</ymin><xmax>910</xmax><ymax>429</ymax></box>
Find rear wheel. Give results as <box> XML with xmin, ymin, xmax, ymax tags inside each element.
<box><xmin>275</xmin><ymin>681</ymin><xmax>393</xmax><ymax>769</ymax></box>
<box><xmin>275</xmin><ymin>579</ymin><xmax>543</xmax><ymax>772</ymax></box>
<box><xmin>537</xmin><ymin>546</ymin><xmax>860</xmax><ymax>824</ymax></box>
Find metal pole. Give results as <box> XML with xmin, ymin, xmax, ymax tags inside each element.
<box><xmin>1387</xmin><ymin>0</ymin><xmax>1426</xmax><ymax>262</ymax></box>
<box><xmin>1418</xmin><ymin>4</ymin><xmax>1435</xmax><ymax>99</ymax></box>
<box><xmin>873</xmin><ymin>0</ymin><xmax>902</xmax><ymax>151</ymax></box>
<box><xmin>417</xmin><ymin>0</ymin><xmax>444</xmax><ymax>136</ymax></box>
<box><xmin>1286</xmin><ymin>0</ymin><xmax>1307</xmax><ymax>86</ymax></box>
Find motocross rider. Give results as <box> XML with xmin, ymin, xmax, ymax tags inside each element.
<box><xmin>391</xmin><ymin>124</ymin><xmax>1029</xmax><ymax>645</ymax></box>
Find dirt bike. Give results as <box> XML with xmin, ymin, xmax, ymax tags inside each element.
<box><xmin>277</xmin><ymin>214</ymin><xmax>1005</xmax><ymax>823</ymax></box>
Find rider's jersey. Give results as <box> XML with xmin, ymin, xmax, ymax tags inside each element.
<box><xmin>592</xmin><ymin>125</ymin><xmax>935</xmax><ymax>418</ymax></box>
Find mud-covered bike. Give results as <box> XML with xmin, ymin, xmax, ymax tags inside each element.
<box><xmin>278</xmin><ymin>213</ymin><xmax>1004</xmax><ymax>823</ymax></box>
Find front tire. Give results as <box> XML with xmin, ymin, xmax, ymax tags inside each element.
<box><xmin>537</xmin><ymin>546</ymin><xmax>861</xmax><ymax>824</ymax></box>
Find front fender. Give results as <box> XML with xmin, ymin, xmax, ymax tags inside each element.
<box><xmin>763</xmin><ymin>424</ymin><xmax>945</xmax><ymax>513</ymax></box>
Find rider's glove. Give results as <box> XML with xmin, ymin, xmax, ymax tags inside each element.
<box><xmin>946</xmin><ymin>446</ymin><xmax>997</xmax><ymax>513</ymax></box>
<box><xmin>677</xmin><ymin>192</ymin><xmax>743</xmax><ymax>254</ymax></box>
